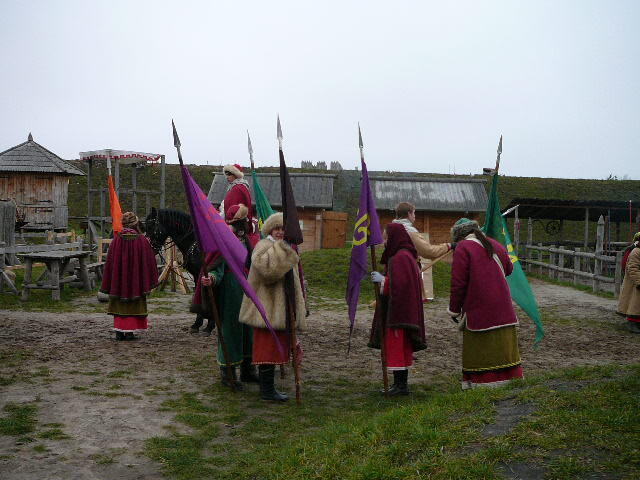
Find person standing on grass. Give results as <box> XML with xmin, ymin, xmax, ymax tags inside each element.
<box><xmin>239</xmin><ymin>212</ymin><xmax>307</xmax><ymax>402</ymax></box>
<box><xmin>392</xmin><ymin>202</ymin><xmax>455</xmax><ymax>302</ymax></box>
<box><xmin>369</xmin><ymin>222</ymin><xmax>426</xmax><ymax>396</ymax></box>
<box><xmin>100</xmin><ymin>212</ymin><xmax>158</xmax><ymax>341</ymax></box>
<box><xmin>198</xmin><ymin>205</ymin><xmax>259</xmax><ymax>389</ymax></box>
<box><xmin>616</xmin><ymin>232</ymin><xmax>640</xmax><ymax>334</ymax></box>
<box><xmin>447</xmin><ymin>218</ymin><xmax>523</xmax><ymax>389</ymax></box>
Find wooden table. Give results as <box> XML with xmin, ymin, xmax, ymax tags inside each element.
<box><xmin>19</xmin><ymin>251</ymin><xmax>92</xmax><ymax>300</ymax></box>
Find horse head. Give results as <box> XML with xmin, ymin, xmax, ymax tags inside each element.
<box><xmin>144</xmin><ymin>207</ymin><xmax>169</xmax><ymax>254</ymax></box>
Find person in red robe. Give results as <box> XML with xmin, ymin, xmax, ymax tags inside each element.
<box><xmin>369</xmin><ymin>223</ymin><xmax>426</xmax><ymax>396</ymax></box>
<box><xmin>447</xmin><ymin>218</ymin><xmax>523</xmax><ymax>389</ymax></box>
<box><xmin>219</xmin><ymin>164</ymin><xmax>259</xmax><ymax>247</ymax></box>
<box><xmin>100</xmin><ymin>212</ymin><xmax>158</xmax><ymax>341</ymax></box>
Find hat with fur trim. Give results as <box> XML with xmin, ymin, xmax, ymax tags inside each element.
<box><xmin>121</xmin><ymin>212</ymin><xmax>139</xmax><ymax>229</ymax></box>
<box><xmin>450</xmin><ymin>217</ymin><xmax>479</xmax><ymax>240</ymax></box>
<box><xmin>225</xmin><ymin>204</ymin><xmax>248</xmax><ymax>223</ymax></box>
<box><xmin>261</xmin><ymin>212</ymin><xmax>283</xmax><ymax>237</ymax></box>
<box><xmin>223</xmin><ymin>164</ymin><xmax>244</xmax><ymax>179</ymax></box>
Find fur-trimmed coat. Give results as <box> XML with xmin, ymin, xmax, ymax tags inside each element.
<box><xmin>239</xmin><ymin>238</ymin><xmax>307</xmax><ymax>331</ymax></box>
<box><xmin>617</xmin><ymin>247</ymin><xmax>640</xmax><ymax>318</ymax></box>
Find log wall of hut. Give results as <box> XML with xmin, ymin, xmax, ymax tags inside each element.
<box><xmin>0</xmin><ymin>173</ymin><xmax>69</xmax><ymax>229</ymax></box>
<box><xmin>295</xmin><ymin>208</ymin><xmax>323</xmax><ymax>253</ymax></box>
<box><xmin>376</xmin><ymin>210</ymin><xmax>481</xmax><ymax>244</ymax></box>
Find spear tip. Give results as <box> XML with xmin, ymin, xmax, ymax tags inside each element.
<box><xmin>358</xmin><ymin>123</ymin><xmax>363</xmax><ymax>149</ymax></box>
<box><xmin>276</xmin><ymin>114</ymin><xmax>283</xmax><ymax>142</ymax></box>
<box><xmin>247</xmin><ymin>130</ymin><xmax>253</xmax><ymax>155</ymax></box>
<box><xmin>172</xmin><ymin>119</ymin><xmax>181</xmax><ymax>148</ymax></box>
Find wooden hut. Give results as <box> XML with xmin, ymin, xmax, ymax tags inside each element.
<box><xmin>370</xmin><ymin>176</ymin><xmax>488</xmax><ymax>243</ymax></box>
<box><xmin>0</xmin><ymin>134</ymin><xmax>84</xmax><ymax>231</ymax></box>
<box><xmin>208</xmin><ymin>172</ymin><xmax>344</xmax><ymax>252</ymax></box>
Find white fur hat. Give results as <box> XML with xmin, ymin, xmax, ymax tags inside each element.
<box><xmin>262</xmin><ymin>212</ymin><xmax>283</xmax><ymax>237</ymax></box>
<box><xmin>222</xmin><ymin>164</ymin><xmax>244</xmax><ymax>179</ymax></box>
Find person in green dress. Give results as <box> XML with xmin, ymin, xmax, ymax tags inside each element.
<box><xmin>201</xmin><ymin>204</ymin><xmax>258</xmax><ymax>389</ymax></box>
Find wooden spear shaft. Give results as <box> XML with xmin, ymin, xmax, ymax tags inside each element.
<box><xmin>203</xmin><ymin>282</ymin><xmax>237</xmax><ymax>391</ymax></box>
<box><xmin>370</xmin><ymin>245</ymin><xmax>388</xmax><ymax>396</ymax></box>
<box><xmin>420</xmin><ymin>249</ymin><xmax>453</xmax><ymax>272</ymax></box>
<box><xmin>285</xmin><ymin>270</ymin><xmax>302</xmax><ymax>404</ymax></box>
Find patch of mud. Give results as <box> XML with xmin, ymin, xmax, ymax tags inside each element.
<box><xmin>482</xmin><ymin>398</ymin><xmax>535</xmax><ymax>437</ymax></box>
<box><xmin>496</xmin><ymin>461</ymin><xmax>545</xmax><ymax>480</ymax></box>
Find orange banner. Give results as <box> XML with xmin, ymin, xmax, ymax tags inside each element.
<box><xmin>108</xmin><ymin>175</ymin><xmax>123</xmax><ymax>234</ymax></box>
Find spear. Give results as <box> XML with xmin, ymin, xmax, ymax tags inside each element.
<box><xmin>247</xmin><ymin>130</ymin><xmax>255</xmax><ymax>171</ymax></box>
<box><xmin>172</xmin><ymin>120</ymin><xmax>238</xmax><ymax>391</ymax></box>
<box><xmin>358</xmin><ymin>124</ymin><xmax>388</xmax><ymax>395</ymax></box>
<box><xmin>277</xmin><ymin>115</ymin><xmax>303</xmax><ymax>404</ymax></box>
<box><xmin>495</xmin><ymin>134</ymin><xmax>503</xmax><ymax>173</ymax></box>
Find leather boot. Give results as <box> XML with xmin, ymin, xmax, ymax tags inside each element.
<box><xmin>387</xmin><ymin>370</ymin><xmax>410</xmax><ymax>396</ymax></box>
<box><xmin>240</xmin><ymin>358</ymin><xmax>259</xmax><ymax>383</ymax></box>
<box><xmin>220</xmin><ymin>366</ymin><xmax>243</xmax><ymax>391</ymax></box>
<box><xmin>258</xmin><ymin>365</ymin><xmax>288</xmax><ymax>402</ymax></box>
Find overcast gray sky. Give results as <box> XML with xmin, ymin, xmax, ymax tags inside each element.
<box><xmin>1</xmin><ymin>0</ymin><xmax>638</xmax><ymax>179</ymax></box>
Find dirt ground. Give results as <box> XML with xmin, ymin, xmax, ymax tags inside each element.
<box><xmin>1</xmin><ymin>278</ymin><xmax>638</xmax><ymax>479</ymax></box>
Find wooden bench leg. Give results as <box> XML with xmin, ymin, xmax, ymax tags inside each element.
<box><xmin>51</xmin><ymin>261</ymin><xmax>61</xmax><ymax>301</ymax></box>
<box><xmin>21</xmin><ymin>260</ymin><xmax>33</xmax><ymax>301</ymax></box>
<box><xmin>79</xmin><ymin>257</ymin><xmax>91</xmax><ymax>292</ymax></box>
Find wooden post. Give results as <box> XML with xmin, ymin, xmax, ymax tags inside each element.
<box><xmin>594</xmin><ymin>215</ymin><xmax>605</xmax><ymax>292</ymax></box>
<box><xmin>549</xmin><ymin>248</ymin><xmax>556</xmax><ymax>280</ymax></box>
<box><xmin>573</xmin><ymin>248</ymin><xmax>581</xmax><ymax>285</ymax></box>
<box><xmin>558</xmin><ymin>246</ymin><xmax>564</xmax><ymax>282</ymax></box>
<box><xmin>537</xmin><ymin>243</ymin><xmax>543</xmax><ymax>275</ymax></box>
<box><xmin>51</xmin><ymin>261</ymin><xmax>61</xmax><ymax>301</ymax></box>
<box><xmin>160</xmin><ymin>155</ymin><xmax>166</xmax><ymax>209</ymax></box>
<box><xmin>21</xmin><ymin>258</ymin><xmax>33</xmax><ymax>300</ymax></box>
<box><xmin>526</xmin><ymin>218</ymin><xmax>533</xmax><ymax>273</ymax></box>
<box><xmin>131</xmin><ymin>164</ymin><xmax>137</xmax><ymax>214</ymax></box>
<box><xmin>584</xmin><ymin>207</ymin><xmax>589</xmax><ymax>249</ymax></box>
<box><xmin>514</xmin><ymin>206</ymin><xmax>520</xmax><ymax>258</ymax></box>
<box><xmin>614</xmin><ymin>250</ymin><xmax>623</xmax><ymax>297</ymax></box>
<box><xmin>114</xmin><ymin>158</ymin><xmax>120</xmax><ymax>194</ymax></box>
<box><xmin>87</xmin><ymin>159</ymin><xmax>93</xmax><ymax>247</ymax></box>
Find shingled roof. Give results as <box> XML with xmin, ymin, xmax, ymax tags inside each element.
<box><xmin>370</xmin><ymin>176</ymin><xmax>488</xmax><ymax>212</ymax></box>
<box><xmin>0</xmin><ymin>134</ymin><xmax>84</xmax><ymax>175</ymax></box>
<box><xmin>208</xmin><ymin>173</ymin><xmax>335</xmax><ymax>208</ymax></box>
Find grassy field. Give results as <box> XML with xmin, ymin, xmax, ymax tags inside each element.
<box><xmin>143</xmin><ymin>362</ymin><xmax>640</xmax><ymax>480</ymax></box>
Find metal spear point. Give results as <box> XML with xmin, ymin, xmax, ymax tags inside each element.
<box><xmin>495</xmin><ymin>135</ymin><xmax>502</xmax><ymax>173</ymax></box>
<box><xmin>358</xmin><ymin>122</ymin><xmax>365</xmax><ymax>163</ymax></box>
<box><xmin>247</xmin><ymin>130</ymin><xmax>254</xmax><ymax>170</ymax></box>
<box><xmin>172</xmin><ymin>120</ymin><xmax>184</xmax><ymax>166</ymax></box>
<box><xmin>277</xmin><ymin>115</ymin><xmax>283</xmax><ymax>151</ymax></box>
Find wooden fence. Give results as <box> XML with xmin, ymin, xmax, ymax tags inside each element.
<box><xmin>520</xmin><ymin>215</ymin><xmax>626</xmax><ymax>297</ymax></box>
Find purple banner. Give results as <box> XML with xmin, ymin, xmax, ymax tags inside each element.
<box><xmin>180</xmin><ymin>165</ymin><xmax>280</xmax><ymax>346</ymax></box>
<box><xmin>345</xmin><ymin>159</ymin><xmax>383</xmax><ymax>327</ymax></box>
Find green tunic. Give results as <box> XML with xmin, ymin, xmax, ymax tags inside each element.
<box><xmin>209</xmin><ymin>257</ymin><xmax>253</xmax><ymax>367</ymax></box>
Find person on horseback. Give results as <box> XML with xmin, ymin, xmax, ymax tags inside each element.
<box><xmin>219</xmin><ymin>164</ymin><xmax>259</xmax><ymax>247</ymax></box>
<box><xmin>101</xmin><ymin>212</ymin><xmax>158</xmax><ymax>341</ymax></box>
<box><xmin>197</xmin><ymin>205</ymin><xmax>259</xmax><ymax>389</ymax></box>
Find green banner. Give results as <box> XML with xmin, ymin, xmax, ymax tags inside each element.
<box><xmin>483</xmin><ymin>173</ymin><xmax>545</xmax><ymax>344</ymax></box>
<box><xmin>252</xmin><ymin>170</ymin><xmax>275</xmax><ymax>237</ymax></box>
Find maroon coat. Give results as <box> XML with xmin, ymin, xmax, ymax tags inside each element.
<box><xmin>223</xmin><ymin>182</ymin><xmax>254</xmax><ymax>220</ymax></box>
<box><xmin>448</xmin><ymin>235</ymin><xmax>518</xmax><ymax>331</ymax></box>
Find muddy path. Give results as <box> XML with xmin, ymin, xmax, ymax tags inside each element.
<box><xmin>0</xmin><ymin>278</ymin><xmax>637</xmax><ymax>479</ymax></box>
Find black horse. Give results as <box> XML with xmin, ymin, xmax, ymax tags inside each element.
<box><xmin>144</xmin><ymin>207</ymin><xmax>214</xmax><ymax>334</ymax></box>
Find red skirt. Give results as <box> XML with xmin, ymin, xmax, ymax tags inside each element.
<box><xmin>114</xmin><ymin>316</ymin><xmax>148</xmax><ymax>332</ymax></box>
<box><xmin>252</xmin><ymin>329</ymin><xmax>290</xmax><ymax>365</ymax></box>
<box><xmin>384</xmin><ymin>327</ymin><xmax>414</xmax><ymax>370</ymax></box>
<box><xmin>463</xmin><ymin>365</ymin><xmax>523</xmax><ymax>386</ymax></box>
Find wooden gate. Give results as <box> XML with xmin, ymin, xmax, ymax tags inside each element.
<box><xmin>321</xmin><ymin>211</ymin><xmax>347</xmax><ymax>249</ymax></box>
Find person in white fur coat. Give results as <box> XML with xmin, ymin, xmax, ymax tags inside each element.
<box><xmin>239</xmin><ymin>212</ymin><xmax>306</xmax><ymax>401</ymax></box>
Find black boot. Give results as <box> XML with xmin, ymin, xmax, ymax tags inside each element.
<box><xmin>115</xmin><ymin>331</ymin><xmax>125</xmax><ymax>341</ymax></box>
<box><xmin>258</xmin><ymin>365</ymin><xmax>288</xmax><ymax>402</ymax></box>
<box><xmin>387</xmin><ymin>370</ymin><xmax>410</xmax><ymax>396</ymax></box>
<box><xmin>220</xmin><ymin>366</ymin><xmax>243</xmax><ymax>391</ymax></box>
<box><xmin>240</xmin><ymin>358</ymin><xmax>259</xmax><ymax>383</ymax></box>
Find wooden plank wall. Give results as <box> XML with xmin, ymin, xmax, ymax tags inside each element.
<box><xmin>0</xmin><ymin>173</ymin><xmax>69</xmax><ymax>229</ymax></box>
<box><xmin>297</xmin><ymin>209</ymin><xmax>323</xmax><ymax>253</ymax></box>
<box><xmin>321</xmin><ymin>211</ymin><xmax>347</xmax><ymax>248</ymax></box>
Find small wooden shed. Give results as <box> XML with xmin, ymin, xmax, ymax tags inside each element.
<box><xmin>208</xmin><ymin>172</ymin><xmax>345</xmax><ymax>252</ymax></box>
<box><xmin>0</xmin><ymin>134</ymin><xmax>84</xmax><ymax>231</ymax></box>
<box><xmin>370</xmin><ymin>176</ymin><xmax>488</xmax><ymax>243</ymax></box>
